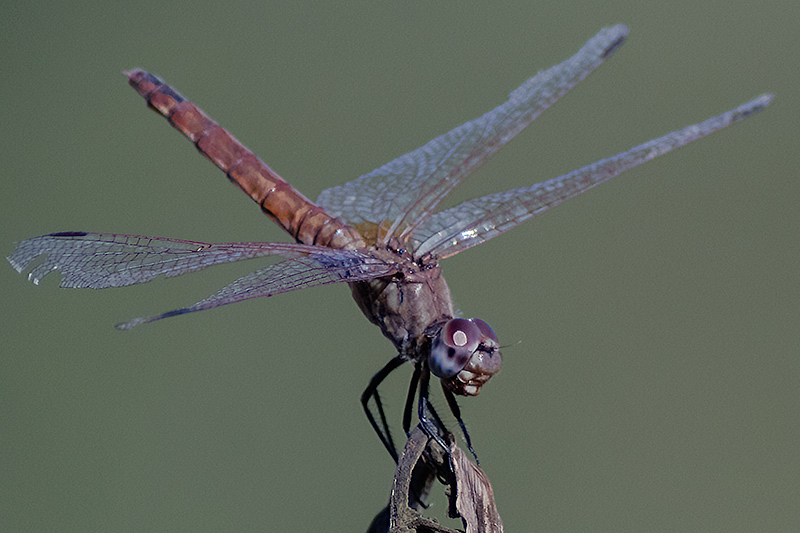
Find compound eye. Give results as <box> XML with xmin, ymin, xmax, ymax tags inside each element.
<box><xmin>429</xmin><ymin>318</ymin><xmax>481</xmax><ymax>378</ymax></box>
<box><xmin>470</xmin><ymin>318</ymin><xmax>498</xmax><ymax>344</ymax></box>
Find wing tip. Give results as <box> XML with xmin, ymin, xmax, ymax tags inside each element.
<box><xmin>115</xmin><ymin>307</ymin><xmax>195</xmax><ymax>330</ymax></box>
<box><xmin>601</xmin><ymin>25</ymin><xmax>628</xmax><ymax>59</ymax></box>
<box><xmin>727</xmin><ymin>93</ymin><xmax>774</xmax><ymax>124</ymax></box>
<box><xmin>115</xmin><ymin>317</ymin><xmax>148</xmax><ymax>330</ymax></box>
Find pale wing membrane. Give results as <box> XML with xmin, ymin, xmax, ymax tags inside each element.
<box><xmin>411</xmin><ymin>94</ymin><xmax>773</xmax><ymax>259</ymax></box>
<box><xmin>7</xmin><ymin>232</ymin><xmax>341</xmax><ymax>288</ymax></box>
<box><xmin>116</xmin><ymin>250</ymin><xmax>396</xmax><ymax>329</ymax></box>
<box><xmin>316</xmin><ymin>25</ymin><xmax>628</xmax><ymax>240</ymax></box>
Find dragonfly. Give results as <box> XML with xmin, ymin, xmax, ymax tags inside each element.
<box><xmin>7</xmin><ymin>25</ymin><xmax>772</xmax><ymax>462</ymax></box>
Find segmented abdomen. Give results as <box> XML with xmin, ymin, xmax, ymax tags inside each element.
<box><xmin>125</xmin><ymin>69</ymin><xmax>365</xmax><ymax>250</ymax></box>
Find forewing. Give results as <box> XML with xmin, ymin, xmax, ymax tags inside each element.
<box><xmin>410</xmin><ymin>94</ymin><xmax>773</xmax><ymax>259</ymax></box>
<box><xmin>115</xmin><ymin>250</ymin><xmax>396</xmax><ymax>329</ymax></box>
<box><xmin>7</xmin><ymin>232</ymin><xmax>339</xmax><ymax>288</ymax></box>
<box><xmin>316</xmin><ymin>25</ymin><xmax>628</xmax><ymax>242</ymax></box>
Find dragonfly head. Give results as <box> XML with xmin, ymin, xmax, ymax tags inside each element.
<box><xmin>429</xmin><ymin>318</ymin><xmax>502</xmax><ymax>396</ymax></box>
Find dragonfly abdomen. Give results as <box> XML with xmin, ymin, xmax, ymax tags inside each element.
<box><xmin>125</xmin><ymin>69</ymin><xmax>364</xmax><ymax>250</ymax></box>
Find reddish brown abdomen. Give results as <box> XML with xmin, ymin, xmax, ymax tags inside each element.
<box><xmin>125</xmin><ymin>69</ymin><xmax>364</xmax><ymax>250</ymax></box>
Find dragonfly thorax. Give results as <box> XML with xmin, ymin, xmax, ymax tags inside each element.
<box><xmin>349</xmin><ymin>248</ymin><xmax>454</xmax><ymax>351</ymax></box>
<box><xmin>348</xmin><ymin>247</ymin><xmax>502</xmax><ymax>396</ymax></box>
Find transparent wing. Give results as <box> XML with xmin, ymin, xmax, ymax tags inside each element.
<box><xmin>115</xmin><ymin>250</ymin><xmax>396</xmax><ymax>329</ymax></box>
<box><xmin>316</xmin><ymin>25</ymin><xmax>628</xmax><ymax>244</ymax></box>
<box><xmin>409</xmin><ymin>94</ymin><xmax>773</xmax><ymax>260</ymax></box>
<box><xmin>7</xmin><ymin>231</ymin><xmax>352</xmax><ymax>288</ymax></box>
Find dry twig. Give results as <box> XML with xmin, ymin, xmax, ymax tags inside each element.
<box><xmin>367</xmin><ymin>427</ymin><xmax>503</xmax><ymax>533</ymax></box>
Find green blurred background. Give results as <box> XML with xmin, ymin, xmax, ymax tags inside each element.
<box><xmin>2</xmin><ymin>1</ymin><xmax>797</xmax><ymax>531</ymax></box>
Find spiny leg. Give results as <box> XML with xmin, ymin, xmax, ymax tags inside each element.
<box><xmin>361</xmin><ymin>354</ymin><xmax>406</xmax><ymax>462</ymax></box>
<box><xmin>402</xmin><ymin>362</ymin><xmax>422</xmax><ymax>436</ymax></box>
<box><xmin>405</xmin><ymin>364</ymin><xmax>448</xmax><ymax>443</ymax></box>
<box><xmin>442</xmin><ymin>384</ymin><xmax>479</xmax><ymax>464</ymax></box>
<box><xmin>396</xmin><ymin>363</ymin><xmax>437</xmax><ymax>511</ymax></box>
<box><xmin>417</xmin><ymin>363</ymin><xmax>449</xmax><ymax>453</ymax></box>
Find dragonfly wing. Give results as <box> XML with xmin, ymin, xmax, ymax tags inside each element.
<box><xmin>410</xmin><ymin>94</ymin><xmax>773</xmax><ymax>260</ymax></box>
<box><xmin>7</xmin><ymin>231</ymin><xmax>341</xmax><ymax>288</ymax></box>
<box><xmin>115</xmin><ymin>250</ymin><xmax>396</xmax><ymax>329</ymax></box>
<box><xmin>317</xmin><ymin>25</ymin><xmax>628</xmax><ymax>242</ymax></box>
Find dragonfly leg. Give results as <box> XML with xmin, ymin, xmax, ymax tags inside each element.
<box><xmin>417</xmin><ymin>364</ymin><xmax>450</xmax><ymax>453</ymax></box>
<box><xmin>361</xmin><ymin>354</ymin><xmax>406</xmax><ymax>462</ymax></box>
<box><xmin>402</xmin><ymin>362</ymin><xmax>422</xmax><ymax>436</ymax></box>
<box><xmin>442</xmin><ymin>384</ymin><xmax>479</xmax><ymax>465</ymax></box>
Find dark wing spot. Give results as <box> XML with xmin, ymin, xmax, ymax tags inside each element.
<box><xmin>159</xmin><ymin>308</ymin><xmax>193</xmax><ymax>319</ymax></box>
<box><xmin>602</xmin><ymin>34</ymin><xmax>626</xmax><ymax>59</ymax></box>
<box><xmin>48</xmin><ymin>231</ymin><xmax>88</xmax><ymax>237</ymax></box>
